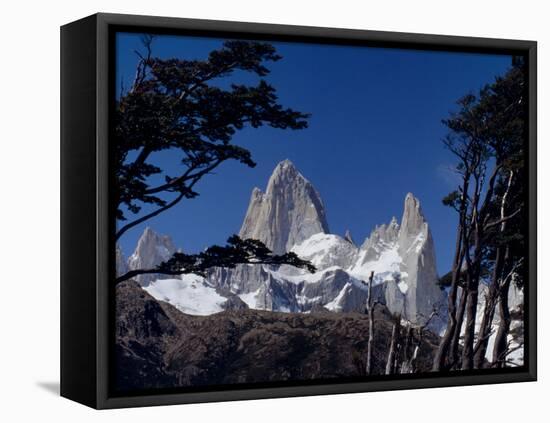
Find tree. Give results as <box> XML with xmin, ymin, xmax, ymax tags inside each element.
<box><xmin>401</xmin><ymin>309</ymin><xmax>438</xmax><ymax>373</ymax></box>
<box><xmin>116</xmin><ymin>236</ymin><xmax>315</xmax><ymax>284</ymax></box>
<box><xmin>363</xmin><ymin>271</ymin><xmax>377</xmax><ymax>375</ymax></box>
<box><xmin>474</xmin><ymin>59</ymin><xmax>527</xmax><ymax>368</ymax></box>
<box><xmin>385</xmin><ymin>313</ymin><xmax>401</xmax><ymax>375</ymax></box>
<box><xmin>433</xmin><ymin>58</ymin><xmax>526</xmax><ymax>370</ymax></box>
<box><xmin>115</xmin><ymin>36</ymin><xmax>314</xmax><ymax>284</ymax></box>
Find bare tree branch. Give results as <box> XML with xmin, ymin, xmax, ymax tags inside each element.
<box><xmin>115</xmin><ymin>159</ymin><xmax>223</xmax><ymax>240</ymax></box>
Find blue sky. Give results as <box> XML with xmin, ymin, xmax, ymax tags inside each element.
<box><xmin>116</xmin><ymin>32</ymin><xmax>513</xmax><ymax>274</ymax></box>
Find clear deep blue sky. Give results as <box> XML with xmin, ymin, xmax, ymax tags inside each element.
<box><xmin>115</xmin><ymin>32</ymin><xmax>513</xmax><ymax>274</ymax></box>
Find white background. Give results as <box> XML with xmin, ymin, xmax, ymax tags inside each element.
<box><xmin>0</xmin><ymin>0</ymin><xmax>547</xmax><ymax>421</ymax></box>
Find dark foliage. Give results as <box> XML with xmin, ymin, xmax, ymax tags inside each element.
<box><xmin>114</xmin><ymin>37</ymin><xmax>309</xmax><ymax>230</ymax></box>
<box><xmin>113</xmin><ymin>36</ymin><xmax>313</xmax><ymax>282</ymax></box>
<box><xmin>116</xmin><ymin>235</ymin><xmax>316</xmax><ymax>284</ymax></box>
<box><xmin>434</xmin><ymin>57</ymin><xmax>527</xmax><ymax>370</ymax></box>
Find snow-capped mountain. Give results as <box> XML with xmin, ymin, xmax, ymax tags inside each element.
<box><xmin>120</xmin><ymin>160</ymin><xmax>446</xmax><ymax>327</ymax></box>
<box><xmin>210</xmin><ymin>163</ymin><xmax>445</xmax><ymax>325</ymax></box>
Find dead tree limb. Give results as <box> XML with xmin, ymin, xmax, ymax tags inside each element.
<box><xmin>385</xmin><ymin>314</ymin><xmax>401</xmax><ymax>375</ymax></box>
<box><xmin>364</xmin><ymin>271</ymin><xmax>376</xmax><ymax>376</ymax></box>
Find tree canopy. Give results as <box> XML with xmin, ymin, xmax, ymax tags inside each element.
<box><xmin>434</xmin><ymin>57</ymin><xmax>527</xmax><ymax>371</ymax></box>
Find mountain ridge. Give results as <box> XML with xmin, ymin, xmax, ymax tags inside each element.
<box><xmin>120</xmin><ymin>160</ymin><xmax>447</xmax><ymax>327</ymax></box>
<box><xmin>115</xmin><ymin>280</ymin><xmax>440</xmax><ymax>391</ymax></box>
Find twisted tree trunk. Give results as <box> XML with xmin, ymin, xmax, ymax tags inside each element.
<box><xmin>449</xmin><ymin>285</ymin><xmax>468</xmax><ymax>369</ymax></box>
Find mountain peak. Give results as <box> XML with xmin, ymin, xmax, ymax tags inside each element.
<box><xmin>127</xmin><ymin>227</ymin><xmax>177</xmax><ymax>286</ymax></box>
<box><xmin>399</xmin><ymin>193</ymin><xmax>427</xmax><ymax>242</ymax></box>
<box><xmin>268</xmin><ymin>159</ymin><xmax>305</xmax><ymax>185</ymax></box>
<box><xmin>239</xmin><ymin>161</ymin><xmax>329</xmax><ymax>254</ymax></box>
<box><xmin>276</xmin><ymin>158</ymin><xmax>296</xmax><ymax>170</ymax></box>
<box><xmin>141</xmin><ymin>226</ymin><xmax>157</xmax><ymax>239</ymax></box>
<box><xmin>344</xmin><ymin>229</ymin><xmax>355</xmax><ymax>245</ymax></box>
<box><xmin>396</xmin><ymin>193</ymin><xmax>441</xmax><ymax>323</ymax></box>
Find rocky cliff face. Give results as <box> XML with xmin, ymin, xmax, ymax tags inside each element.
<box><xmin>126</xmin><ymin>227</ymin><xmax>177</xmax><ymax>286</ymax></box>
<box><xmin>397</xmin><ymin>194</ymin><xmax>443</xmax><ymax>323</ymax></box>
<box><xmin>239</xmin><ymin>159</ymin><xmax>330</xmax><ymax>254</ymax></box>
<box><xmin>124</xmin><ymin>160</ymin><xmax>446</xmax><ymax>328</ymax></box>
<box><xmin>115</xmin><ymin>244</ymin><xmax>128</xmax><ymax>277</ymax></box>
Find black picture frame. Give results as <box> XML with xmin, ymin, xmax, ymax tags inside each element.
<box><xmin>60</xmin><ymin>12</ymin><xmax>537</xmax><ymax>409</ymax></box>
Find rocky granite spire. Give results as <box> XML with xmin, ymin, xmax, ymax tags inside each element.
<box><xmin>398</xmin><ymin>193</ymin><xmax>427</xmax><ymax>252</ymax></box>
<box><xmin>357</xmin><ymin>217</ymin><xmax>400</xmax><ymax>264</ymax></box>
<box><xmin>396</xmin><ymin>193</ymin><xmax>443</xmax><ymax>323</ymax></box>
<box><xmin>239</xmin><ymin>159</ymin><xmax>329</xmax><ymax>254</ymax></box>
<box><xmin>344</xmin><ymin>229</ymin><xmax>355</xmax><ymax>246</ymax></box>
<box><xmin>127</xmin><ymin>227</ymin><xmax>177</xmax><ymax>286</ymax></box>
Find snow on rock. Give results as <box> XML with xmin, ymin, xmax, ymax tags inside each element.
<box><xmin>324</xmin><ymin>283</ymin><xmax>352</xmax><ymax>312</ymax></box>
<box><xmin>398</xmin><ymin>281</ymin><xmax>409</xmax><ymax>294</ymax></box>
<box><xmin>144</xmin><ymin>275</ymin><xmax>227</xmax><ymax>316</ymax></box>
<box><xmin>238</xmin><ymin>288</ymin><xmax>262</xmax><ymax>310</ymax></box>
<box><xmin>292</xmin><ymin>233</ymin><xmax>357</xmax><ymax>271</ymax></box>
<box><xmin>348</xmin><ymin>244</ymin><xmax>403</xmax><ymax>283</ymax></box>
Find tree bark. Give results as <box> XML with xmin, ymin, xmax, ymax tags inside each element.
<box><xmin>473</xmin><ymin>249</ymin><xmax>502</xmax><ymax>368</ymax></box>
<box><xmin>433</xmin><ymin>173</ymin><xmax>470</xmax><ymax>371</ymax></box>
<box><xmin>491</xmin><ymin>246</ymin><xmax>516</xmax><ymax>368</ymax></box>
<box><xmin>492</xmin><ymin>278</ymin><xmax>512</xmax><ymax>367</ymax></box>
<box><xmin>432</xmin><ymin>227</ymin><xmax>466</xmax><ymax>371</ymax></box>
<box><xmin>474</xmin><ymin>170</ymin><xmax>515</xmax><ymax>368</ymax></box>
<box><xmin>449</xmin><ymin>284</ymin><xmax>468</xmax><ymax>369</ymax></box>
<box><xmin>461</xmin><ymin>282</ymin><xmax>479</xmax><ymax>370</ymax></box>
<box><xmin>385</xmin><ymin>315</ymin><xmax>401</xmax><ymax>375</ymax></box>
<box><xmin>366</xmin><ymin>271</ymin><xmax>375</xmax><ymax>376</ymax></box>
<box><xmin>460</xmin><ymin>161</ymin><xmax>486</xmax><ymax>371</ymax></box>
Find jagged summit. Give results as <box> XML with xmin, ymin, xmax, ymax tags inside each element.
<box><xmin>239</xmin><ymin>160</ymin><xmax>329</xmax><ymax>254</ymax></box>
<box><xmin>344</xmin><ymin>229</ymin><xmax>355</xmax><ymax>245</ymax></box>
<box><xmin>127</xmin><ymin>227</ymin><xmax>177</xmax><ymax>286</ymax></box>
<box><xmin>273</xmin><ymin>158</ymin><xmax>298</xmax><ymax>173</ymax></box>
<box><xmin>359</xmin><ymin>217</ymin><xmax>399</xmax><ymax>253</ymax></box>
<box><xmin>399</xmin><ymin>192</ymin><xmax>428</xmax><ymax>250</ymax></box>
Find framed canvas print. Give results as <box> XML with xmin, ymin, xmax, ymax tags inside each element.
<box><xmin>60</xmin><ymin>13</ymin><xmax>537</xmax><ymax>409</ymax></box>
